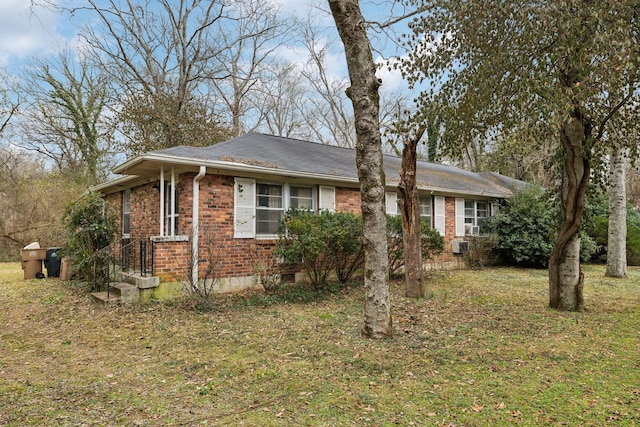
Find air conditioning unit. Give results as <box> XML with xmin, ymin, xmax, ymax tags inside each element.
<box><xmin>452</xmin><ymin>240</ymin><xmax>469</xmax><ymax>254</ymax></box>
<box><xmin>465</xmin><ymin>224</ymin><xmax>481</xmax><ymax>236</ymax></box>
<box><xmin>464</xmin><ymin>224</ymin><xmax>472</xmax><ymax>236</ymax></box>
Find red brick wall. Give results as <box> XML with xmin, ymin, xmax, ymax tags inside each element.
<box><xmin>154</xmin><ymin>240</ymin><xmax>190</xmax><ymax>282</ymax></box>
<box><xmin>153</xmin><ymin>174</ymin><xmax>286</xmax><ymax>280</ymax></box>
<box><xmin>130</xmin><ymin>183</ymin><xmax>161</xmax><ymax>240</ymax></box>
<box><xmin>106</xmin><ymin>183</ymin><xmax>168</xmax><ymax>240</ymax></box>
<box><xmin>336</xmin><ymin>187</ymin><xmax>361</xmax><ymax>213</ymax></box>
<box><xmin>428</xmin><ymin>197</ymin><xmax>465</xmax><ymax>268</ymax></box>
<box><xmin>107</xmin><ymin>174</ymin><xmax>472</xmax><ymax>282</ymax></box>
<box><xmin>444</xmin><ymin>197</ymin><xmax>457</xmax><ymax>252</ymax></box>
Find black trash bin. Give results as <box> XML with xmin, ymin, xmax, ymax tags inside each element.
<box><xmin>45</xmin><ymin>247</ymin><xmax>62</xmax><ymax>278</ymax></box>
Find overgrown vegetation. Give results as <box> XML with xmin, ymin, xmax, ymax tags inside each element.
<box><xmin>0</xmin><ymin>149</ymin><xmax>85</xmax><ymax>261</ymax></box>
<box><xmin>386</xmin><ymin>214</ymin><xmax>444</xmax><ymax>277</ymax></box>
<box><xmin>276</xmin><ymin>210</ymin><xmax>446</xmax><ymax>288</ymax></box>
<box><xmin>2</xmin><ymin>263</ymin><xmax>639</xmax><ymax>425</ymax></box>
<box><xmin>251</xmin><ymin>252</ymin><xmax>282</xmax><ymax>295</ymax></box>
<box><xmin>61</xmin><ymin>191</ymin><xmax>117</xmax><ymax>283</ymax></box>
<box><xmin>464</xmin><ymin>234</ymin><xmax>499</xmax><ymax>269</ymax></box>
<box><xmin>182</xmin><ymin>228</ymin><xmax>224</xmax><ymax>310</ymax></box>
<box><xmin>489</xmin><ymin>185</ymin><xmax>599</xmax><ymax>268</ymax></box>
<box><xmin>488</xmin><ymin>185</ymin><xmax>556</xmax><ymax>268</ymax></box>
<box><xmin>275</xmin><ymin>209</ymin><xmax>365</xmax><ymax>289</ymax></box>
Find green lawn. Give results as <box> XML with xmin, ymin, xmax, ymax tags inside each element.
<box><xmin>1</xmin><ymin>263</ymin><xmax>639</xmax><ymax>426</ymax></box>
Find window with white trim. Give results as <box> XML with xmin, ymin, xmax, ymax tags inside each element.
<box><xmin>419</xmin><ymin>195</ymin><xmax>432</xmax><ymax>228</ymax></box>
<box><xmin>289</xmin><ymin>186</ymin><xmax>314</xmax><ymax>209</ymax></box>
<box><xmin>464</xmin><ymin>200</ymin><xmax>489</xmax><ymax>235</ymax></box>
<box><xmin>122</xmin><ymin>189</ymin><xmax>131</xmax><ymax>237</ymax></box>
<box><xmin>235</xmin><ymin>180</ymin><xmax>320</xmax><ymax>238</ymax></box>
<box><xmin>165</xmin><ymin>180</ymin><xmax>179</xmax><ymax>236</ymax></box>
<box><xmin>256</xmin><ymin>183</ymin><xmax>284</xmax><ymax>235</ymax></box>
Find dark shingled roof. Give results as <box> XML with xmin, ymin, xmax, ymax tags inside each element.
<box><xmin>109</xmin><ymin>133</ymin><xmax>526</xmax><ymax>198</ymax></box>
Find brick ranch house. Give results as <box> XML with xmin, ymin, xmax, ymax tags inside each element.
<box><xmin>92</xmin><ymin>133</ymin><xmax>525</xmax><ymax>294</ymax></box>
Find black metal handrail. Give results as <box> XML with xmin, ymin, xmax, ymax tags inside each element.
<box><xmin>92</xmin><ymin>238</ymin><xmax>154</xmax><ymax>295</ymax></box>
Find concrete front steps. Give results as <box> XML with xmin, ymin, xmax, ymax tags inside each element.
<box><xmin>91</xmin><ymin>272</ymin><xmax>159</xmax><ymax>305</ymax></box>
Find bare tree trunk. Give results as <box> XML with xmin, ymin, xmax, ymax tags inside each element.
<box><xmin>329</xmin><ymin>0</ymin><xmax>392</xmax><ymax>338</ymax></box>
<box><xmin>606</xmin><ymin>146</ymin><xmax>628</xmax><ymax>278</ymax></box>
<box><xmin>548</xmin><ymin>115</ymin><xmax>590</xmax><ymax>311</ymax></box>
<box><xmin>398</xmin><ymin>128</ymin><xmax>426</xmax><ymax>298</ymax></box>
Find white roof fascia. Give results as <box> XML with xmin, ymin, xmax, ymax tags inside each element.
<box><xmin>111</xmin><ymin>154</ymin><xmax>147</xmax><ymax>174</ymax></box>
<box><xmin>113</xmin><ymin>153</ymin><xmax>361</xmax><ymax>185</ymax></box>
<box><xmin>111</xmin><ymin>153</ymin><xmax>511</xmax><ymax>199</ymax></box>
<box><xmin>414</xmin><ymin>186</ymin><xmax>508</xmax><ymax>199</ymax></box>
<box><xmin>89</xmin><ymin>175</ymin><xmax>141</xmax><ymax>193</ymax></box>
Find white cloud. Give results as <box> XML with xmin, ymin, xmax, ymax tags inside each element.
<box><xmin>0</xmin><ymin>0</ymin><xmax>68</xmax><ymax>67</ymax></box>
<box><xmin>376</xmin><ymin>56</ymin><xmax>407</xmax><ymax>93</ymax></box>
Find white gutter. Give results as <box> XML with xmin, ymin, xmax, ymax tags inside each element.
<box><xmin>170</xmin><ymin>167</ymin><xmax>176</xmax><ymax>237</ymax></box>
<box><xmin>191</xmin><ymin>166</ymin><xmax>207</xmax><ymax>288</ymax></box>
<box><xmin>159</xmin><ymin>166</ymin><xmax>164</xmax><ymax>236</ymax></box>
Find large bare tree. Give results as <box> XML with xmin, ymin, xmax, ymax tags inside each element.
<box><xmin>299</xmin><ymin>19</ymin><xmax>356</xmax><ymax>148</ymax></box>
<box><xmin>209</xmin><ymin>0</ymin><xmax>294</xmax><ymax>137</ymax></box>
<box><xmin>251</xmin><ymin>62</ymin><xmax>314</xmax><ymax>140</ymax></box>
<box><xmin>329</xmin><ymin>0</ymin><xmax>393</xmax><ymax>338</ymax></box>
<box><xmin>18</xmin><ymin>51</ymin><xmax>112</xmax><ymax>183</ymax></box>
<box><xmin>0</xmin><ymin>69</ymin><xmax>20</xmax><ymax>139</ymax></box>
<box><xmin>76</xmin><ymin>0</ymin><xmax>232</xmax><ymax>153</ymax></box>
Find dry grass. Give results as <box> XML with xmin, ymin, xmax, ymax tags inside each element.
<box><xmin>1</xmin><ymin>263</ymin><xmax>639</xmax><ymax>426</ymax></box>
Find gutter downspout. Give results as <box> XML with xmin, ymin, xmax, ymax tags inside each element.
<box><xmin>191</xmin><ymin>166</ymin><xmax>207</xmax><ymax>288</ymax></box>
<box><xmin>159</xmin><ymin>166</ymin><xmax>165</xmax><ymax>236</ymax></box>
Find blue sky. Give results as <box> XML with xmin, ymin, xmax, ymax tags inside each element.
<box><xmin>0</xmin><ymin>0</ymin><xmax>408</xmax><ymax>93</ymax></box>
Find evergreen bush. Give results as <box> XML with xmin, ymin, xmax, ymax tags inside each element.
<box><xmin>585</xmin><ymin>204</ymin><xmax>640</xmax><ymax>266</ymax></box>
<box><xmin>487</xmin><ymin>185</ymin><xmax>555</xmax><ymax>268</ymax></box>
<box><xmin>62</xmin><ymin>191</ymin><xmax>117</xmax><ymax>283</ymax></box>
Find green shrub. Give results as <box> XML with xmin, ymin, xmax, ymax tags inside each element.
<box><xmin>275</xmin><ymin>209</ymin><xmax>364</xmax><ymax>289</ymax></box>
<box><xmin>579</xmin><ymin>230</ymin><xmax>598</xmax><ymax>263</ymax></box>
<box><xmin>326</xmin><ymin>211</ymin><xmax>366</xmax><ymax>283</ymax></box>
<box><xmin>627</xmin><ymin>208</ymin><xmax>640</xmax><ymax>266</ymax></box>
<box><xmin>585</xmin><ymin>205</ymin><xmax>640</xmax><ymax>266</ymax></box>
<box><xmin>491</xmin><ymin>186</ymin><xmax>626</xmax><ymax>267</ymax></box>
<box><xmin>487</xmin><ymin>185</ymin><xmax>555</xmax><ymax>268</ymax></box>
<box><xmin>62</xmin><ymin>191</ymin><xmax>117</xmax><ymax>283</ymax></box>
<box><xmin>386</xmin><ymin>215</ymin><xmax>444</xmax><ymax>277</ymax></box>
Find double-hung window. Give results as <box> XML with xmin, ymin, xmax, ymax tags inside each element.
<box><xmin>255</xmin><ymin>183</ymin><xmax>316</xmax><ymax>236</ymax></box>
<box><xmin>122</xmin><ymin>190</ymin><xmax>131</xmax><ymax>237</ymax></box>
<box><xmin>165</xmin><ymin>181</ymin><xmax>179</xmax><ymax>236</ymax></box>
<box><xmin>419</xmin><ymin>195</ymin><xmax>433</xmax><ymax>229</ymax></box>
<box><xmin>289</xmin><ymin>186</ymin><xmax>314</xmax><ymax>210</ymax></box>
<box><xmin>256</xmin><ymin>184</ymin><xmax>284</xmax><ymax>235</ymax></box>
<box><xmin>464</xmin><ymin>200</ymin><xmax>489</xmax><ymax>235</ymax></box>
<box><xmin>234</xmin><ymin>179</ymin><xmax>323</xmax><ymax>238</ymax></box>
